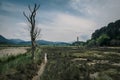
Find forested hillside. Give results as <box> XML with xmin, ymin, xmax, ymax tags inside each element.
<box><xmin>87</xmin><ymin>20</ymin><xmax>120</xmax><ymax>47</ymax></box>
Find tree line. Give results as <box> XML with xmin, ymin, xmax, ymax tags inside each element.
<box><xmin>86</xmin><ymin>19</ymin><xmax>120</xmax><ymax>47</ymax></box>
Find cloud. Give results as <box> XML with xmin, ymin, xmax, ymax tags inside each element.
<box><xmin>0</xmin><ymin>1</ymin><xmax>30</xmax><ymax>18</ymax></box>
<box><xmin>1</xmin><ymin>0</ymin><xmax>120</xmax><ymax>42</ymax></box>
<box><xmin>38</xmin><ymin>12</ymin><xmax>96</xmax><ymax>41</ymax></box>
<box><xmin>70</xmin><ymin>0</ymin><xmax>120</xmax><ymax>27</ymax></box>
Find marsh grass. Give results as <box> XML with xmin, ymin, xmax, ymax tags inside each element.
<box><xmin>0</xmin><ymin>47</ymin><xmax>42</xmax><ymax>80</ymax></box>
<box><xmin>40</xmin><ymin>46</ymin><xmax>120</xmax><ymax>80</ymax></box>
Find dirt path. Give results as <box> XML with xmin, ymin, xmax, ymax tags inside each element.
<box><xmin>32</xmin><ymin>53</ymin><xmax>47</xmax><ymax>80</ymax></box>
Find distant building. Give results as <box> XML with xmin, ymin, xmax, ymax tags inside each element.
<box><xmin>77</xmin><ymin>36</ymin><xmax>79</xmax><ymax>42</ymax></box>
<box><xmin>72</xmin><ymin>36</ymin><xmax>85</xmax><ymax>46</ymax></box>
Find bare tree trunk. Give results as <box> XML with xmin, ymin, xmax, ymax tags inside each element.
<box><xmin>31</xmin><ymin>37</ymin><xmax>35</xmax><ymax>59</ymax></box>
<box><xmin>31</xmin><ymin>36</ymin><xmax>36</xmax><ymax>60</ymax></box>
<box><xmin>23</xmin><ymin>4</ymin><xmax>40</xmax><ymax>60</ymax></box>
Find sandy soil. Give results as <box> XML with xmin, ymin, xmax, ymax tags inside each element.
<box><xmin>0</xmin><ymin>47</ymin><xmax>29</xmax><ymax>57</ymax></box>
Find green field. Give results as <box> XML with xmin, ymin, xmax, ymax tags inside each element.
<box><xmin>40</xmin><ymin>46</ymin><xmax>120</xmax><ymax>80</ymax></box>
<box><xmin>0</xmin><ymin>47</ymin><xmax>42</xmax><ymax>80</ymax></box>
<box><xmin>0</xmin><ymin>46</ymin><xmax>120</xmax><ymax>80</ymax></box>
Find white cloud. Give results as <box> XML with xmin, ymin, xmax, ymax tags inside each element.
<box><xmin>16</xmin><ymin>22</ymin><xmax>27</xmax><ymax>27</ymax></box>
<box><xmin>0</xmin><ymin>20</ymin><xmax>30</xmax><ymax>41</ymax></box>
<box><xmin>38</xmin><ymin>12</ymin><xmax>96</xmax><ymax>41</ymax></box>
<box><xmin>1</xmin><ymin>0</ymin><xmax>120</xmax><ymax>42</ymax></box>
<box><xmin>70</xmin><ymin>0</ymin><xmax>120</xmax><ymax>28</ymax></box>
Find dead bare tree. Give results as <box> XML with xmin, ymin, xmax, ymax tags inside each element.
<box><xmin>23</xmin><ymin>4</ymin><xmax>41</xmax><ymax>60</ymax></box>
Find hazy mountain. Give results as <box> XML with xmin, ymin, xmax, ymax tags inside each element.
<box><xmin>20</xmin><ymin>40</ymin><xmax>70</xmax><ymax>46</ymax></box>
<box><xmin>9</xmin><ymin>39</ymin><xmax>25</xmax><ymax>44</ymax></box>
<box><xmin>0</xmin><ymin>35</ymin><xmax>24</xmax><ymax>44</ymax></box>
<box><xmin>0</xmin><ymin>35</ymin><xmax>70</xmax><ymax>45</ymax></box>
<box><xmin>0</xmin><ymin>35</ymin><xmax>8</xmax><ymax>44</ymax></box>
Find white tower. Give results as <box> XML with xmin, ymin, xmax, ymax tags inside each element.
<box><xmin>77</xmin><ymin>36</ymin><xmax>79</xmax><ymax>42</ymax></box>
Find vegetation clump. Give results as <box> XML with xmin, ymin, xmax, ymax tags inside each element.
<box><xmin>40</xmin><ymin>47</ymin><xmax>120</xmax><ymax>80</ymax></box>
<box><xmin>0</xmin><ymin>48</ymin><xmax>42</xmax><ymax>80</ymax></box>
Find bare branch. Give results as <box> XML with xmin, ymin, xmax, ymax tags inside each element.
<box><xmin>23</xmin><ymin>12</ymin><xmax>31</xmax><ymax>23</ymax></box>
<box><xmin>34</xmin><ymin>27</ymin><xmax>41</xmax><ymax>39</ymax></box>
<box><xmin>35</xmin><ymin>4</ymin><xmax>40</xmax><ymax>11</ymax></box>
<box><xmin>28</xmin><ymin>5</ymin><xmax>32</xmax><ymax>13</ymax></box>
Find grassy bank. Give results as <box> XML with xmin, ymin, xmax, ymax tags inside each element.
<box><xmin>0</xmin><ymin>47</ymin><xmax>42</xmax><ymax>80</ymax></box>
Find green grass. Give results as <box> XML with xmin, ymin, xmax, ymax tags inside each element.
<box><xmin>0</xmin><ymin>46</ymin><xmax>120</xmax><ymax>80</ymax></box>
<box><xmin>40</xmin><ymin>47</ymin><xmax>120</xmax><ymax>80</ymax></box>
<box><xmin>0</xmin><ymin>47</ymin><xmax>42</xmax><ymax>80</ymax></box>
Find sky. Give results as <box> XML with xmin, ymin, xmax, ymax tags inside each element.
<box><xmin>0</xmin><ymin>0</ymin><xmax>120</xmax><ymax>42</ymax></box>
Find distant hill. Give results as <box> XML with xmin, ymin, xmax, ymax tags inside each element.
<box><xmin>0</xmin><ymin>35</ymin><xmax>24</xmax><ymax>44</ymax></box>
<box><xmin>37</xmin><ymin>40</ymin><xmax>69</xmax><ymax>45</ymax></box>
<box><xmin>20</xmin><ymin>40</ymin><xmax>70</xmax><ymax>46</ymax></box>
<box><xmin>0</xmin><ymin>35</ymin><xmax>70</xmax><ymax>46</ymax></box>
<box><xmin>9</xmin><ymin>39</ymin><xmax>25</xmax><ymax>44</ymax></box>
<box><xmin>0</xmin><ymin>35</ymin><xmax>8</xmax><ymax>44</ymax></box>
<box><xmin>87</xmin><ymin>19</ymin><xmax>120</xmax><ymax>46</ymax></box>
<box><xmin>92</xmin><ymin>20</ymin><xmax>120</xmax><ymax>40</ymax></box>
